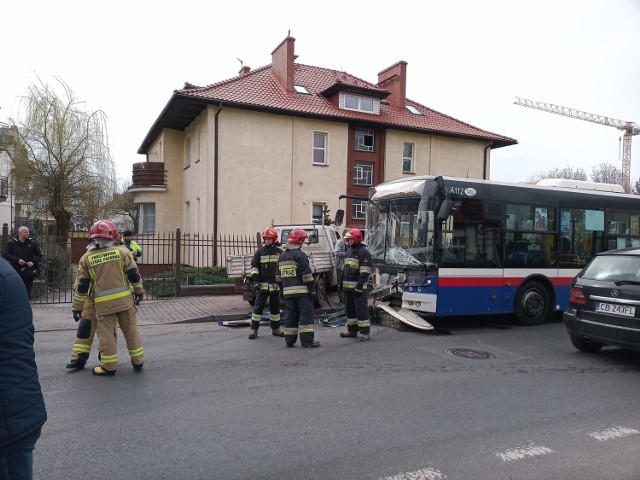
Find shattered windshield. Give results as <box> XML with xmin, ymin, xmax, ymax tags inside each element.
<box><xmin>366</xmin><ymin>197</ymin><xmax>436</xmax><ymax>266</ymax></box>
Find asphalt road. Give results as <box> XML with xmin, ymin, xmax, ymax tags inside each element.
<box><xmin>33</xmin><ymin>315</ymin><xmax>640</xmax><ymax>480</ymax></box>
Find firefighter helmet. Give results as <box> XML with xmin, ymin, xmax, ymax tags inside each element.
<box><xmin>262</xmin><ymin>227</ymin><xmax>278</xmax><ymax>242</ymax></box>
<box><xmin>89</xmin><ymin>219</ymin><xmax>114</xmax><ymax>240</ymax></box>
<box><xmin>344</xmin><ymin>228</ymin><xmax>363</xmax><ymax>244</ymax></box>
<box><xmin>288</xmin><ymin>229</ymin><xmax>308</xmax><ymax>244</ymax></box>
<box><xmin>104</xmin><ymin>220</ymin><xmax>120</xmax><ymax>240</ymax></box>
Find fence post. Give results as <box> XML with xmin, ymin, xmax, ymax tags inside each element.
<box><xmin>175</xmin><ymin>228</ymin><xmax>182</xmax><ymax>297</ymax></box>
<box><xmin>1</xmin><ymin>223</ymin><xmax>7</xmax><ymax>252</ymax></box>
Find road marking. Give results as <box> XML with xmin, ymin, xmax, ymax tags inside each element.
<box><xmin>496</xmin><ymin>443</ymin><xmax>553</xmax><ymax>462</ymax></box>
<box><xmin>589</xmin><ymin>426</ymin><xmax>640</xmax><ymax>442</ymax></box>
<box><xmin>378</xmin><ymin>467</ymin><xmax>446</xmax><ymax>480</ymax></box>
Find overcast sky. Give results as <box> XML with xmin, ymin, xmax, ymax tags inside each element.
<box><xmin>2</xmin><ymin>0</ymin><xmax>639</xmax><ymax>186</ymax></box>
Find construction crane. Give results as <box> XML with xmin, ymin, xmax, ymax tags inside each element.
<box><xmin>514</xmin><ymin>96</ymin><xmax>640</xmax><ymax>192</ymax></box>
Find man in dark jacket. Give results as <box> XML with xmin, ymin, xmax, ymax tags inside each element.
<box><xmin>3</xmin><ymin>226</ymin><xmax>43</xmax><ymax>299</ymax></box>
<box><xmin>0</xmin><ymin>258</ymin><xmax>47</xmax><ymax>479</ymax></box>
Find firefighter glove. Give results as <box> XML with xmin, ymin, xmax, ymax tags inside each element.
<box><xmin>72</xmin><ymin>310</ymin><xmax>82</xmax><ymax>322</ymax></box>
<box><xmin>134</xmin><ymin>293</ymin><xmax>144</xmax><ymax>305</ymax></box>
<box><xmin>254</xmin><ymin>282</ymin><xmax>261</xmax><ymax>292</ymax></box>
<box><xmin>354</xmin><ymin>283</ymin><xmax>364</xmax><ymax>293</ymax></box>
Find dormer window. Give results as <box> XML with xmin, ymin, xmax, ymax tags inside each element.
<box><xmin>340</xmin><ymin>92</ymin><xmax>380</xmax><ymax>114</ymax></box>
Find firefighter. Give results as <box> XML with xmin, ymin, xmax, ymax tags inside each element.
<box><xmin>276</xmin><ymin>229</ymin><xmax>320</xmax><ymax>348</ymax></box>
<box><xmin>72</xmin><ymin>219</ymin><xmax>145</xmax><ymax>376</ymax></box>
<box><xmin>248</xmin><ymin>227</ymin><xmax>284</xmax><ymax>339</ymax></box>
<box><xmin>66</xmin><ymin>221</ymin><xmax>126</xmax><ymax>370</ymax></box>
<box><xmin>339</xmin><ymin>228</ymin><xmax>373</xmax><ymax>341</ymax></box>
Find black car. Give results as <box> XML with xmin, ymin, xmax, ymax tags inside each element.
<box><xmin>564</xmin><ymin>247</ymin><xmax>640</xmax><ymax>353</ymax></box>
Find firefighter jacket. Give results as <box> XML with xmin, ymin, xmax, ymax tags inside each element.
<box><xmin>341</xmin><ymin>243</ymin><xmax>373</xmax><ymax>291</ymax></box>
<box><xmin>276</xmin><ymin>243</ymin><xmax>314</xmax><ymax>298</ymax></box>
<box><xmin>73</xmin><ymin>245</ymin><xmax>143</xmax><ymax>316</ymax></box>
<box><xmin>250</xmin><ymin>243</ymin><xmax>282</xmax><ymax>291</ymax></box>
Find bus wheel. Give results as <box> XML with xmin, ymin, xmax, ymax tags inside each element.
<box><xmin>314</xmin><ymin>275</ymin><xmax>326</xmax><ymax>308</ymax></box>
<box><xmin>514</xmin><ymin>281</ymin><xmax>550</xmax><ymax>326</ymax></box>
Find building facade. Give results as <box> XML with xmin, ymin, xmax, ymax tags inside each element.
<box><xmin>131</xmin><ymin>36</ymin><xmax>516</xmax><ymax>237</ymax></box>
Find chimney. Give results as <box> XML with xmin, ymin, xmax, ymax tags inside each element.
<box><xmin>377</xmin><ymin>61</ymin><xmax>408</xmax><ymax>109</ymax></box>
<box><xmin>271</xmin><ymin>35</ymin><xmax>296</xmax><ymax>94</ymax></box>
<box><xmin>239</xmin><ymin>66</ymin><xmax>251</xmax><ymax>76</ymax></box>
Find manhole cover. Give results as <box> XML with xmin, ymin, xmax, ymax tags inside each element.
<box><xmin>446</xmin><ymin>348</ymin><xmax>496</xmax><ymax>359</ymax></box>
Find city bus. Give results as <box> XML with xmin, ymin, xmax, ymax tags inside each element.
<box><xmin>353</xmin><ymin>175</ymin><xmax>640</xmax><ymax>325</ymax></box>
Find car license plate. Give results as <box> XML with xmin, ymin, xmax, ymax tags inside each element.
<box><xmin>595</xmin><ymin>302</ymin><xmax>636</xmax><ymax>317</ymax></box>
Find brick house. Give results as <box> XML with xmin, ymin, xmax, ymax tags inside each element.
<box><xmin>131</xmin><ymin>35</ymin><xmax>516</xmax><ymax>237</ymax></box>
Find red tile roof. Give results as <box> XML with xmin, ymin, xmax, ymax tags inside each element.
<box><xmin>139</xmin><ymin>63</ymin><xmax>516</xmax><ymax>153</ymax></box>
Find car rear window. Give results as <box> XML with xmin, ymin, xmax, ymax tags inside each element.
<box><xmin>581</xmin><ymin>255</ymin><xmax>640</xmax><ymax>281</ymax></box>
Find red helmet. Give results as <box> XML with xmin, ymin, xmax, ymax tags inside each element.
<box><xmin>262</xmin><ymin>227</ymin><xmax>278</xmax><ymax>242</ymax></box>
<box><xmin>104</xmin><ymin>220</ymin><xmax>120</xmax><ymax>240</ymax></box>
<box><xmin>288</xmin><ymin>229</ymin><xmax>308</xmax><ymax>244</ymax></box>
<box><xmin>90</xmin><ymin>219</ymin><xmax>114</xmax><ymax>240</ymax></box>
<box><xmin>344</xmin><ymin>228</ymin><xmax>363</xmax><ymax>244</ymax></box>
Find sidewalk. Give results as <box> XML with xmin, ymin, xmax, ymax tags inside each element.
<box><xmin>31</xmin><ymin>293</ymin><xmax>346</xmax><ymax>332</ymax></box>
<box><xmin>31</xmin><ymin>294</ymin><xmax>252</xmax><ymax>332</ymax></box>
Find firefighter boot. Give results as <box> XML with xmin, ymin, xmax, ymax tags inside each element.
<box><xmin>248</xmin><ymin>329</ymin><xmax>258</xmax><ymax>339</ymax></box>
<box><xmin>358</xmin><ymin>334</ymin><xmax>370</xmax><ymax>342</ymax></box>
<box><xmin>66</xmin><ymin>352</ymin><xmax>89</xmax><ymax>370</ymax></box>
<box><xmin>92</xmin><ymin>366</ymin><xmax>116</xmax><ymax>376</ymax></box>
<box><xmin>340</xmin><ymin>331</ymin><xmax>358</xmax><ymax>338</ymax></box>
<box><xmin>301</xmin><ymin>341</ymin><xmax>321</xmax><ymax>348</ymax></box>
<box><xmin>132</xmin><ymin>360</ymin><xmax>144</xmax><ymax>371</ymax></box>
<box><xmin>272</xmin><ymin>329</ymin><xmax>285</xmax><ymax>337</ymax></box>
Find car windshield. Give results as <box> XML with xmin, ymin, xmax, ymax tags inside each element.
<box><xmin>581</xmin><ymin>255</ymin><xmax>640</xmax><ymax>282</ymax></box>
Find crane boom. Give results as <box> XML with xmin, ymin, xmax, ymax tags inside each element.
<box><xmin>514</xmin><ymin>96</ymin><xmax>640</xmax><ymax>193</ymax></box>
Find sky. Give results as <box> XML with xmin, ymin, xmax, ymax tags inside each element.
<box><xmin>2</xmin><ymin>0</ymin><xmax>639</xmax><ymax>187</ymax></box>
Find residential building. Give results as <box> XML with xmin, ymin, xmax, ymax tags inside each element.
<box><xmin>132</xmin><ymin>35</ymin><xmax>516</xmax><ymax>239</ymax></box>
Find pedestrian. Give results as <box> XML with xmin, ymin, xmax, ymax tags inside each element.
<box><xmin>277</xmin><ymin>229</ymin><xmax>320</xmax><ymax>348</ymax></box>
<box><xmin>3</xmin><ymin>226</ymin><xmax>42</xmax><ymax>299</ymax></box>
<box><xmin>73</xmin><ymin>219</ymin><xmax>145</xmax><ymax>376</ymax></box>
<box><xmin>0</xmin><ymin>258</ymin><xmax>47</xmax><ymax>479</ymax></box>
<box><xmin>339</xmin><ymin>228</ymin><xmax>373</xmax><ymax>341</ymax></box>
<box><xmin>248</xmin><ymin>227</ymin><xmax>284</xmax><ymax>339</ymax></box>
<box><xmin>66</xmin><ymin>221</ymin><xmax>123</xmax><ymax>370</ymax></box>
<box><xmin>122</xmin><ymin>230</ymin><xmax>143</xmax><ymax>258</ymax></box>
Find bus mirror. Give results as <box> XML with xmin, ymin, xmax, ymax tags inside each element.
<box><xmin>335</xmin><ymin>209</ymin><xmax>344</xmax><ymax>226</ymax></box>
<box><xmin>437</xmin><ymin>199</ymin><xmax>453</xmax><ymax>222</ymax></box>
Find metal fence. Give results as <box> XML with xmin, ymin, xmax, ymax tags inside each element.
<box><xmin>0</xmin><ymin>224</ymin><xmax>257</xmax><ymax>304</ymax></box>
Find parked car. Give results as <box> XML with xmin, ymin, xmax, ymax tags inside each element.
<box><xmin>564</xmin><ymin>247</ymin><xmax>640</xmax><ymax>353</ymax></box>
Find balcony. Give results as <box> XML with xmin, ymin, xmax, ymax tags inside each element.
<box><xmin>131</xmin><ymin>162</ymin><xmax>167</xmax><ymax>192</ymax></box>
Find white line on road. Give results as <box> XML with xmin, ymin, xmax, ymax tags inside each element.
<box><xmin>378</xmin><ymin>467</ymin><xmax>447</xmax><ymax>480</ymax></box>
<box><xmin>496</xmin><ymin>443</ymin><xmax>553</xmax><ymax>462</ymax></box>
<box><xmin>589</xmin><ymin>426</ymin><xmax>640</xmax><ymax>442</ymax></box>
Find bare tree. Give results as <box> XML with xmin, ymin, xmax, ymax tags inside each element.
<box><xmin>590</xmin><ymin>162</ymin><xmax>622</xmax><ymax>185</ymax></box>
<box><xmin>528</xmin><ymin>165</ymin><xmax>588</xmax><ymax>183</ymax></box>
<box><xmin>105</xmin><ymin>180</ymin><xmax>139</xmax><ymax>232</ymax></box>
<box><xmin>9</xmin><ymin>77</ymin><xmax>116</xmax><ymax>240</ymax></box>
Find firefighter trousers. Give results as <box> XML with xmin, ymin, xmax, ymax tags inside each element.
<box><xmin>69</xmin><ymin>317</ymin><xmax>117</xmax><ymax>362</ymax></box>
<box><xmin>344</xmin><ymin>290</ymin><xmax>370</xmax><ymax>335</ymax></box>
<box><xmin>251</xmin><ymin>290</ymin><xmax>281</xmax><ymax>331</ymax></box>
<box><xmin>97</xmin><ymin>307</ymin><xmax>144</xmax><ymax>371</ymax></box>
<box><xmin>283</xmin><ymin>295</ymin><xmax>315</xmax><ymax>346</ymax></box>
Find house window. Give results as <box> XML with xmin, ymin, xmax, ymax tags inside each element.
<box><xmin>352</xmin><ymin>201</ymin><xmax>366</xmax><ymax>220</ymax></box>
<box><xmin>185</xmin><ymin>136</ymin><xmax>192</xmax><ymax>168</ymax></box>
<box><xmin>140</xmin><ymin>203</ymin><xmax>156</xmax><ymax>233</ymax></box>
<box><xmin>406</xmin><ymin>105</ymin><xmax>422</xmax><ymax>115</ymax></box>
<box><xmin>403</xmin><ymin>143</ymin><xmax>414</xmax><ymax>173</ymax></box>
<box><xmin>312</xmin><ymin>203</ymin><xmax>325</xmax><ymax>223</ymax></box>
<box><xmin>355</xmin><ymin>129</ymin><xmax>374</xmax><ymax>152</ymax></box>
<box><xmin>0</xmin><ymin>176</ymin><xmax>8</xmax><ymax>198</ymax></box>
<box><xmin>313</xmin><ymin>132</ymin><xmax>327</xmax><ymax>165</ymax></box>
<box><xmin>294</xmin><ymin>85</ymin><xmax>310</xmax><ymax>94</ymax></box>
<box><xmin>341</xmin><ymin>93</ymin><xmax>379</xmax><ymax>114</ymax></box>
<box><xmin>354</xmin><ymin>162</ymin><xmax>373</xmax><ymax>186</ymax></box>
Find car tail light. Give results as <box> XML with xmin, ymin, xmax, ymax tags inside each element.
<box><xmin>234</xmin><ymin>283</ymin><xmax>249</xmax><ymax>293</ymax></box>
<box><xmin>569</xmin><ymin>287</ymin><xmax>587</xmax><ymax>305</ymax></box>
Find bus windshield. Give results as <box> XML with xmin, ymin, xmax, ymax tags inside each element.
<box><xmin>366</xmin><ymin>197</ymin><xmax>436</xmax><ymax>267</ymax></box>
